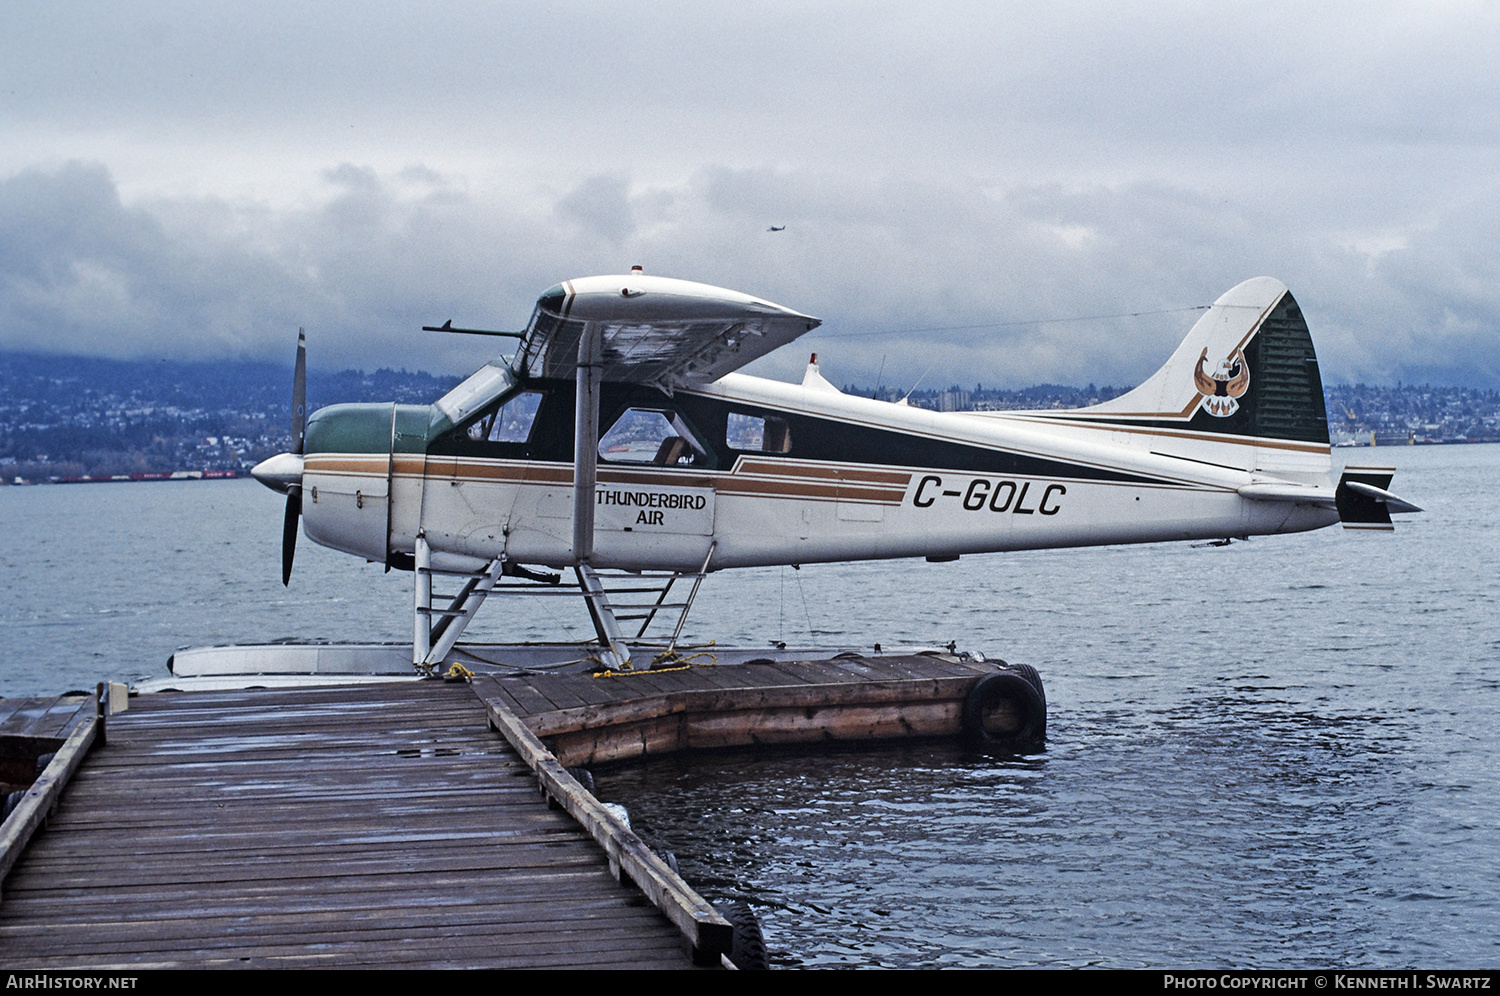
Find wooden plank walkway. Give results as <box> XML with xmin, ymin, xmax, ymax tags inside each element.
<box><xmin>0</xmin><ymin>682</ymin><xmax>700</xmax><ymax>969</ymax></box>
<box><xmin>477</xmin><ymin>653</ymin><xmax>1003</xmax><ymax>767</ymax></box>
<box><xmin>0</xmin><ymin>694</ymin><xmax>94</xmax><ymax>791</ymax></box>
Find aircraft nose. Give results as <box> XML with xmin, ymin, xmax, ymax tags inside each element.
<box><xmin>251</xmin><ymin>452</ymin><xmax>305</xmax><ymax>494</ymax></box>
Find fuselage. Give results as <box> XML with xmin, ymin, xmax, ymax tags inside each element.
<box><xmin>298</xmin><ymin>364</ymin><xmax>1339</xmax><ymax>577</ymax></box>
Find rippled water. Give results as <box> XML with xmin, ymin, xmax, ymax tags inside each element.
<box><xmin>2</xmin><ymin>444</ymin><xmax>1496</xmax><ymax>966</ymax></box>
<box><xmin>600</xmin><ymin>444</ymin><xmax>1499</xmax><ymax>968</ymax></box>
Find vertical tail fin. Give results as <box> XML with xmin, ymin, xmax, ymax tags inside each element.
<box><xmin>1072</xmin><ymin>277</ymin><xmax>1330</xmax><ymax>444</ymax></box>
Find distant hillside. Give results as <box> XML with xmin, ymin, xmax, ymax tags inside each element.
<box><xmin>850</xmin><ymin>381</ymin><xmax>1500</xmax><ymax>445</ymax></box>
<box><xmin>3</xmin><ymin>352</ymin><xmax>1497</xmax><ymax>482</ymax></box>
<box><xmin>0</xmin><ymin>352</ymin><xmax>459</xmax><ymax>480</ymax></box>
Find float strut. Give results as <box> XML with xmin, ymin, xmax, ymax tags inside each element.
<box><xmin>413</xmin><ymin>533</ymin><xmax>432</xmax><ymax>667</ymax></box>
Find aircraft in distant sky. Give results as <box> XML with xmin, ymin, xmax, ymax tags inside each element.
<box><xmin>767</xmin><ymin>225</ymin><xmax>785</xmax><ymax>232</ymax></box>
<box><xmin>252</xmin><ymin>270</ymin><xmax>1419</xmax><ymax>671</ymax></box>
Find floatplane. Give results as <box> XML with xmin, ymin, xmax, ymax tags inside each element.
<box><xmin>249</xmin><ymin>269</ymin><xmax>1418</xmax><ymax>673</ymax></box>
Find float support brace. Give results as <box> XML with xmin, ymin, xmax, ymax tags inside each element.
<box><xmin>422</xmin><ymin>556</ymin><xmax>507</xmax><ymax>670</ymax></box>
<box><xmin>413</xmin><ymin>533</ymin><xmax>431</xmax><ymax>666</ymax></box>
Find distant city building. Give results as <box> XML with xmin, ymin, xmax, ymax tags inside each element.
<box><xmin>937</xmin><ymin>388</ymin><xmax>972</xmax><ymax>412</ymax></box>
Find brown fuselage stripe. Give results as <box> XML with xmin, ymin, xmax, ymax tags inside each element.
<box><xmin>305</xmin><ymin>455</ymin><xmax>909</xmax><ymax>503</ymax></box>
<box><xmin>714</xmin><ymin>480</ymin><xmax>905</xmax><ymax>503</ymax></box>
<box><xmin>734</xmin><ymin>459</ymin><xmax>911</xmax><ymax>484</ymax></box>
<box><xmin>354</xmin><ymin>454</ymin><xmax>913</xmax><ymax>487</ymax></box>
<box><xmin>305</xmin><ymin>454</ymin><xmax>1208</xmax><ymax>492</ymax></box>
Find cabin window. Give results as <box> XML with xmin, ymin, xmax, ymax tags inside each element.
<box><xmin>466</xmin><ymin>391</ymin><xmax>543</xmax><ymax>444</ymax></box>
<box><xmin>599</xmin><ymin>408</ymin><xmax>709</xmax><ymax>466</ymax></box>
<box><xmin>726</xmin><ymin>412</ymin><xmax>792</xmax><ymax>453</ymax></box>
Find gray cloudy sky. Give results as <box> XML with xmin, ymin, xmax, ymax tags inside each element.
<box><xmin>3</xmin><ymin>1</ymin><xmax>1498</xmax><ymax>388</ymax></box>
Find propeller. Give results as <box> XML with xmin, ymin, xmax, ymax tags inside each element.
<box><xmin>284</xmin><ymin>329</ymin><xmax>306</xmax><ymax>585</ymax></box>
<box><xmin>282</xmin><ymin>485</ymin><xmax>301</xmax><ymax>586</ymax></box>
<box><xmin>292</xmin><ymin>327</ymin><xmax>306</xmax><ymax>455</ymax></box>
<box><xmin>252</xmin><ymin>329</ymin><xmax>307</xmax><ymax>586</ymax></box>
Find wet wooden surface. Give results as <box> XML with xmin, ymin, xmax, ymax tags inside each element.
<box><xmin>0</xmin><ymin>696</ymin><xmax>100</xmax><ymax>889</ymax></box>
<box><xmin>0</xmin><ymin>695</ymin><xmax>95</xmax><ymax>783</ymax></box>
<box><xmin>0</xmin><ymin>682</ymin><xmax>696</xmax><ymax>969</ymax></box>
<box><xmin>0</xmin><ymin>696</ymin><xmax>94</xmax><ymax>741</ymax></box>
<box><xmin>475</xmin><ymin>653</ymin><xmax>1000</xmax><ymax>766</ymax></box>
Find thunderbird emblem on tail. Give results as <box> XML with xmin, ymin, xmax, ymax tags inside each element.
<box><xmin>1193</xmin><ymin>347</ymin><xmax>1250</xmax><ymax>417</ymax></box>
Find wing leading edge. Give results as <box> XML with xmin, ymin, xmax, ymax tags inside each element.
<box><xmin>512</xmin><ymin>273</ymin><xmax>821</xmax><ymax>391</ymax></box>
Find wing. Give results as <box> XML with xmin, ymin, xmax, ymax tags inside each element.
<box><xmin>512</xmin><ymin>274</ymin><xmax>821</xmax><ymax>391</ymax></box>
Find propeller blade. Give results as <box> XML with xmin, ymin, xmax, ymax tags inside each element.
<box><xmin>282</xmin><ymin>487</ymin><xmax>301</xmax><ymax>586</ymax></box>
<box><xmin>292</xmin><ymin>328</ymin><xmax>307</xmax><ymax>456</ymax></box>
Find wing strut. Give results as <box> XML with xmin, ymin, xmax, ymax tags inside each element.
<box><xmin>573</xmin><ymin>324</ymin><xmax>632</xmax><ymax>670</ymax></box>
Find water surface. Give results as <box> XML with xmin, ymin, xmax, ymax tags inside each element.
<box><xmin>1</xmin><ymin>444</ymin><xmax>1495</xmax><ymax>967</ymax></box>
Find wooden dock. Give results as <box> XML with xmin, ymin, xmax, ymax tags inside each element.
<box><xmin>475</xmin><ymin>652</ymin><xmax>1013</xmax><ymax>766</ymax></box>
<box><xmin>0</xmin><ymin>650</ymin><xmax>1040</xmax><ymax>969</ymax></box>
<box><xmin>0</xmin><ymin>683</ymin><xmax>713</xmax><ymax>969</ymax></box>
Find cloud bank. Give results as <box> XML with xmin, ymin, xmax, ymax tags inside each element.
<box><xmin>2</xmin><ymin>3</ymin><xmax>1498</xmax><ymax>388</ymax></box>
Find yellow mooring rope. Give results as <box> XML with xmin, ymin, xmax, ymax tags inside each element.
<box><xmin>592</xmin><ymin>646</ymin><xmax>719</xmax><ymax>678</ymax></box>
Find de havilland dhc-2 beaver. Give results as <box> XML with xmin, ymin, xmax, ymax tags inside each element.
<box><xmin>251</xmin><ymin>269</ymin><xmax>1419</xmax><ymax>672</ymax></box>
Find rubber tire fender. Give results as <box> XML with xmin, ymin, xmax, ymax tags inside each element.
<box><xmin>1002</xmin><ymin>662</ymin><xmax>1046</xmax><ymax>713</ymax></box>
<box><xmin>565</xmin><ymin>766</ymin><xmax>596</xmax><ymax>796</ymax></box>
<box><xmin>979</xmin><ymin>659</ymin><xmax>1046</xmax><ymax>712</ymax></box>
<box><xmin>961</xmin><ymin>670</ymin><xmax>1046</xmax><ymax>750</ymax></box>
<box><xmin>724</xmin><ymin>902</ymin><xmax>769</xmax><ymax>970</ymax></box>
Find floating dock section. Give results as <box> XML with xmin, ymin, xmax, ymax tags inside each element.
<box><xmin>477</xmin><ymin>652</ymin><xmax>1015</xmax><ymax>766</ymax></box>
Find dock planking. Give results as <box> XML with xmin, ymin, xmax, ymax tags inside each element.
<box><xmin>0</xmin><ymin>695</ymin><xmax>93</xmax><ymax>742</ymax></box>
<box><xmin>0</xmin><ymin>695</ymin><xmax>93</xmax><ymax>790</ymax></box>
<box><xmin>0</xmin><ymin>682</ymin><xmax>703</xmax><ymax>969</ymax></box>
<box><xmin>476</xmin><ymin>652</ymin><xmax>1004</xmax><ymax>767</ymax></box>
<box><xmin>0</xmin><ymin>650</ymin><xmax>1031</xmax><ymax>969</ymax></box>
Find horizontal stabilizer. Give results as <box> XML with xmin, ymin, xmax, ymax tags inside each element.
<box><xmin>1237</xmin><ymin>482</ymin><xmax>1338</xmax><ymax>506</ymax></box>
<box><xmin>1239</xmin><ymin>467</ymin><xmax>1420</xmax><ymax>530</ymax></box>
<box><xmin>1343</xmin><ymin>480</ymin><xmax>1422</xmax><ymax>515</ymax></box>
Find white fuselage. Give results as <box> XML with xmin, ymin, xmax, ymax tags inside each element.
<box><xmin>300</xmin><ymin>370</ymin><xmax>1339</xmax><ymax>576</ymax></box>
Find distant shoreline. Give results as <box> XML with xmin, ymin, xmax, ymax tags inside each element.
<box><xmin>4</xmin><ymin>469</ymin><xmax>241</xmax><ymax>486</ymax></box>
<box><xmin>1338</xmin><ymin>439</ymin><xmax>1500</xmax><ymax>447</ymax></box>
<box><xmin>5</xmin><ymin>351</ymin><xmax>1497</xmax><ymax>480</ymax></box>
<box><xmin>8</xmin><ymin>437</ymin><xmax>1500</xmax><ymax>487</ymax></box>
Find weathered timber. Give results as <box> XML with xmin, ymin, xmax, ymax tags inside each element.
<box><xmin>0</xmin><ymin>682</ymin><xmax>705</xmax><ymax>969</ymax></box>
<box><xmin>472</xmin><ymin>653</ymin><xmax>1003</xmax><ymax>767</ymax></box>
<box><xmin>0</xmin><ymin>696</ymin><xmax>98</xmax><ymax>895</ymax></box>
<box><xmin>486</xmin><ymin>698</ymin><xmax>733</xmax><ymax>965</ymax></box>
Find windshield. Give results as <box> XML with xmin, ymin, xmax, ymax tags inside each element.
<box><xmin>433</xmin><ymin>361</ymin><xmax>515</xmax><ymax>426</ymax></box>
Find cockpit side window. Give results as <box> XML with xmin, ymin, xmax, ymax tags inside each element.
<box><xmin>466</xmin><ymin>391</ymin><xmax>543</xmax><ymax>444</ymax></box>
<box><xmin>599</xmin><ymin>408</ymin><xmax>711</xmax><ymax>467</ymax></box>
<box><xmin>428</xmin><ymin>384</ymin><xmax>547</xmax><ymax>458</ymax></box>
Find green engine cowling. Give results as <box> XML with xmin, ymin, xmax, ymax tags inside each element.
<box><xmin>301</xmin><ymin>403</ymin><xmax>439</xmax><ymax>563</ymax></box>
